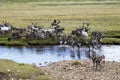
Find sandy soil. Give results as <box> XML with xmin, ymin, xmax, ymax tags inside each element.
<box><xmin>40</xmin><ymin>60</ymin><xmax>120</xmax><ymax>80</ymax></box>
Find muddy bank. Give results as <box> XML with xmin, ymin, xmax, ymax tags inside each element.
<box><xmin>40</xmin><ymin>60</ymin><xmax>120</xmax><ymax>80</ymax></box>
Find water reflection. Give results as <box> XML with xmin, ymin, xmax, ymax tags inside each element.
<box><xmin>0</xmin><ymin>45</ymin><xmax>120</xmax><ymax>66</ymax></box>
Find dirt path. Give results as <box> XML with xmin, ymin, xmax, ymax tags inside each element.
<box><xmin>40</xmin><ymin>60</ymin><xmax>120</xmax><ymax>80</ymax></box>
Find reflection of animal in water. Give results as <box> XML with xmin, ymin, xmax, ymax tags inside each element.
<box><xmin>70</xmin><ymin>40</ymin><xmax>81</xmax><ymax>50</ymax></box>
<box><xmin>70</xmin><ymin>50</ymin><xmax>76</xmax><ymax>59</ymax></box>
<box><xmin>86</xmin><ymin>48</ymin><xmax>105</xmax><ymax>71</ymax></box>
<box><xmin>57</xmin><ymin>46</ymin><xmax>67</xmax><ymax>58</ymax></box>
<box><xmin>77</xmin><ymin>50</ymin><xmax>81</xmax><ymax>59</ymax></box>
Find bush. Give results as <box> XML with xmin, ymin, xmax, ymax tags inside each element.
<box><xmin>72</xmin><ymin>61</ymin><xmax>81</xmax><ymax>66</ymax></box>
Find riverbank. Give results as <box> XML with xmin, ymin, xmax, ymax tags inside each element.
<box><xmin>1</xmin><ymin>59</ymin><xmax>120</xmax><ymax>80</ymax></box>
<box><xmin>0</xmin><ymin>59</ymin><xmax>51</xmax><ymax>80</ymax></box>
<box><xmin>0</xmin><ymin>31</ymin><xmax>119</xmax><ymax>47</ymax></box>
<box><xmin>0</xmin><ymin>37</ymin><xmax>59</xmax><ymax>46</ymax></box>
<box><xmin>0</xmin><ymin>28</ymin><xmax>119</xmax><ymax>47</ymax></box>
<box><xmin>40</xmin><ymin>60</ymin><xmax>120</xmax><ymax>80</ymax></box>
<box><xmin>0</xmin><ymin>37</ymin><xmax>119</xmax><ymax>47</ymax></box>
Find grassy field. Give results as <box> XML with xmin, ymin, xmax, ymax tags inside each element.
<box><xmin>0</xmin><ymin>1</ymin><xmax>120</xmax><ymax>45</ymax></box>
<box><xmin>0</xmin><ymin>59</ymin><xmax>51</xmax><ymax>80</ymax></box>
<box><xmin>0</xmin><ymin>0</ymin><xmax>120</xmax><ymax>3</ymax></box>
<box><xmin>0</xmin><ymin>2</ymin><xmax>119</xmax><ymax>32</ymax></box>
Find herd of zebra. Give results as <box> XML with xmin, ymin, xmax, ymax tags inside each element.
<box><xmin>0</xmin><ymin>19</ymin><xmax>105</xmax><ymax>70</ymax></box>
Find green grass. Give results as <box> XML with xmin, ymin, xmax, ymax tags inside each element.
<box><xmin>33</xmin><ymin>75</ymin><xmax>51</xmax><ymax>80</ymax></box>
<box><xmin>0</xmin><ymin>36</ymin><xmax>119</xmax><ymax>46</ymax></box>
<box><xmin>0</xmin><ymin>59</ymin><xmax>51</xmax><ymax>80</ymax></box>
<box><xmin>0</xmin><ymin>41</ymin><xmax>28</xmax><ymax>46</ymax></box>
<box><xmin>0</xmin><ymin>37</ymin><xmax>59</xmax><ymax>46</ymax></box>
<box><xmin>0</xmin><ymin>2</ymin><xmax>119</xmax><ymax>33</ymax></box>
<box><xmin>104</xmin><ymin>31</ymin><xmax>120</xmax><ymax>38</ymax></box>
<box><xmin>27</xmin><ymin>38</ymin><xmax>59</xmax><ymax>45</ymax></box>
<box><xmin>103</xmin><ymin>38</ymin><xmax>120</xmax><ymax>45</ymax></box>
<box><xmin>72</xmin><ymin>61</ymin><xmax>82</xmax><ymax>66</ymax></box>
<box><xmin>0</xmin><ymin>1</ymin><xmax>119</xmax><ymax>45</ymax></box>
<box><xmin>0</xmin><ymin>0</ymin><xmax>119</xmax><ymax>3</ymax></box>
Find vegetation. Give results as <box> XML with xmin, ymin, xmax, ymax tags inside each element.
<box><xmin>72</xmin><ymin>61</ymin><xmax>82</xmax><ymax>66</ymax></box>
<box><xmin>0</xmin><ymin>59</ymin><xmax>51</xmax><ymax>80</ymax></box>
<box><xmin>103</xmin><ymin>38</ymin><xmax>120</xmax><ymax>45</ymax></box>
<box><xmin>0</xmin><ymin>0</ymin><xmax>119</xmax><ymax>79</ymax></box>
<box><xmin>0</xmin><ymin>0</ymin><xmax>119</xmax><ymax>3</ymax></box>
<box><xmin>0</xmin><ymin>37</ymin><xmax>59</xmax><ymax>46</ymax></box>
<box><xmin>0</xmin><ymin>0</ymin><xmax>119</xmax><ymax>45</ymax></box>
<box><xmin>27</xmin><ymin>38</ymin><xmax>59</xmax><ymax>45</ymax></box>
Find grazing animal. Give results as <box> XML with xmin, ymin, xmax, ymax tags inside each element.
<box><xmin>25</xmin><ymin>32</ymin><xmax>36</xmax><ymax>39</ymax></box>
<box><xmin>86</xmin><ymin>49</ymin><xmax>105</xmax><ymax>71</ymax></box>
<box><xmin>71</xmin><ymin>23</ymin><xmax>90</xmax><ymax>43</ymax></box>
<box><xmin>59</xmin><ymin>32</ymin><xmax>67</xmax><ymax>46</ymax></box>
<box><xmin>11</xmin><ymin>32</ymin><xmax>22</xmax><ymax>39</ymax></box>
<box><xmin>35</xmin><ymin>30</ymin><xmax>45</xmax><ymax>39</ymax></box>
<box><xmin>66</xmin><ymin>34</ymin><xmax>73</xmax><ymax>45</ymax></box>
<box><xmin>51</xmin><ymin>19</ymin><xmax>64</xmax><ymax>36</ymax></box>
<box><xmin>12</xmin><ymin>27</ymin><xmax>25</xmax><ymax>34</ymax></box>
<box><xmin>27</xmin><ymin>23</ymin><xmax>42</xmax><ymax>32</ymax></box>
<box><xmin>55</xmin><ymin>28</ymin><xmax>64</xmax><ymax>36</ymax></box>
<box><xmin>0</xmin><ymin>21</ymin><xmax>13</xmax><ymax>35</ymax></box>
<box><xmin>91</xmin><ymin>30</ymin><xmax>104</xmax><ymax>47</ymax></box>
<box><xmin>43</xmin><ymin>28</ymin><xmax>56</xmax><ymax>39</ymax></box>
<box><xmin>0</xmin><ymin>26</ymin><xmax>10</xmax><ymax>35</ymax></box>
<box><xmin>51</xmin><ymin>19</ymin><xmax>60</xmax><ymax>29</ymax></box>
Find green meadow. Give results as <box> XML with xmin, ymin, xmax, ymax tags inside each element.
<box><xmin>0</xmin><ymin>0</ymin><xmax>119</xmax><ymax>3</ymax></box>
<box><xmin>0</xmin><ymin>59</ymin><xmax>51</xmax><ymax>80</ymax></box>
<box><xmin>0</xmin><ymin>0</ymin><xmax>120</xmax><ymax>45</ymax></box>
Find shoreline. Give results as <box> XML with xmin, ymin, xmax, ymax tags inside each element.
<box><xmin>40</xmin><ymin>60</ymin><xmax>120</xmax><ymax>80</ymax></box>
<box><xmin>0</xmin><ymin>38</ymin><xmax>119</xmax><ymax>47</ymax></box>
<box><xmin>0</xmin><ymin>57</ymin><xmax>119</xmax><ymax>80</ymax></box>
<box><xmin>0</xmin><ymin>59</ymin><xmax>120</xmax><ymax>80</ymax></box>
